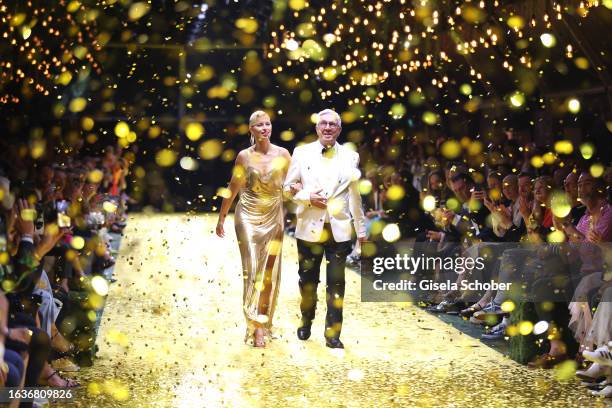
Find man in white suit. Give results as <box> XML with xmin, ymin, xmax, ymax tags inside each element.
<box><xmin>284</xmin><ymin>109</ymin><xmax>366</xmax><ymax>349</ymax></box>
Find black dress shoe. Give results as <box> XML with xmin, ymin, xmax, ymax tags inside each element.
<box><xmin>297</xmin><ymin>325</ymin><xmax>311</xmax><ymax>340</ymax></box>
<box><xmin>325</xmin><ymin>338</ymin><xmax>344</xmax><ymax>349</ymax></box>
<box><xmin>445</xmin><ymin>301</ymin><xmax>467</xmax><ymax>315</ymax></box>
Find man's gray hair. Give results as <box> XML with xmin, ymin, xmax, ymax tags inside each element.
<box><xmin>316</xmin><ymin>109</ymin><xmax>341</xmax><ymax>127</ymax></box>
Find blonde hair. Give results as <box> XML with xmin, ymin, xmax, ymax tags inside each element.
<box><xmin>248</xmin><ymin>110</ymin><xmax>269</xmax><ymax>145</ymax></box>
<box><xmin>249</xmin><ymin>110</ymin><xmax>269</xmax><ymax>126</ymax></box>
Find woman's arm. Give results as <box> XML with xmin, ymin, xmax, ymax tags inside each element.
<box><xmin>280</xmin><ymin>148</ymin><xmax>301</xmax><ymax>199</ymax></box>
<box><xmin>216</xmin><ymin>151</ymin><xmax>247</xmax><ymax>237</ymax></box>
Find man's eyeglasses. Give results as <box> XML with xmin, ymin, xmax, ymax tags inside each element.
<box><xmin>318</xmin><ymin>121</ymin><xmax>340</xmax><ymax>129</ymax></box>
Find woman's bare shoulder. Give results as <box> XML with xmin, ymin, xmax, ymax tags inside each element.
<box><xmin>271</xmin><ymin>144</ymin><xmax>291</xmax><ymax>158</ymax></box>
<box><xmin>235</xmin><ymin>148</ymin><xmax>252</xmax><ymax>164</ymax></box>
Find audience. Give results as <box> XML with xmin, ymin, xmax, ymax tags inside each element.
<box><xmin>0</xmin><ymin>144</ymin><xmax>130</xmax><ymax>406</ymax></box>
<box><xmin>352</xmin><ymin>132</ymin><xmax>611</xmax><ymax>398</ymax></box>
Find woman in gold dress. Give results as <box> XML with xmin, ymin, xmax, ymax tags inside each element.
<box><xmin>216</xmin><ymin>111</ymin><xmax>292</xmax><ymax>347</ymax></box>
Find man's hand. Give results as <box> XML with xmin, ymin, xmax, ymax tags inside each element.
<box><xmin>309</xmin><ymin>189</ymin><xmax>327</xmax><ymax>209</ymax></box>
<box><xmin>441</xmin><ymin>209</ymin><xmax>455</xmax><ymax>228</ymax></box>
<box><xmin>365</xmin><ymin>210</ymin><xmax>385</xmax><ymax>218</ymax></box>
<box><xmin>8</xmin><ymin>327</ymin><xmax>32</xmax><ymax>345</ymax></box>
<box><xmin>426</xmin><ymin>230</ymin><xmax>442</xmax><ymax>241</ymax></box>
<box><xmin>289</xmin><ymin>182</ymin><xmax>303</xmax><ymax>195</ymax></box>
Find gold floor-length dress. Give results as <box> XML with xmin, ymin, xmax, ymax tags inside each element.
<box><xmin>234</xmin><ymin>162</ymin><xmax>284</xmax><ymax>343</ymax></box>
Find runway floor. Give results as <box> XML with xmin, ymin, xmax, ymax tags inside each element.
<box><xmin>64</xmin><ymin>214</ymin><xmax>598</xmax><ymax>407</ymax></box>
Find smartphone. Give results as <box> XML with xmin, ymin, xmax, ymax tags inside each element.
<box><xmin>57</xmin><ymin>212</ymin><xmax>71</xmax><ymax>228</ymax></box>
<box><xmin>56</xmin><ymin>200</ymin><xmax>69</xmax><ymax>212</ymax></box>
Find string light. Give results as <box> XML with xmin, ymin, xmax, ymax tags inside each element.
<box><xmin>265</xmin><ymin>1</ymin><xmax>596</xmax><ymax>115</ymax></box>
<box><xmin>0</xmin><ymin>0</ymin><xmax>100</xmax><ymax>105</ymax></box>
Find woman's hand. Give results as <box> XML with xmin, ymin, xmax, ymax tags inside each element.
<box><xmin>552</xmin><ymin>215</ymin><xmax>566</xmax><ymax>232</ymax></box>
<box><xmin>216</xmin><ymin>219</ymin><xmax>225</xmax><ymax>238</ymax></box>
<box><xmin>587</xmin><ymin>229</ymin><xmax>602</xmax><ymax>243</ymax></box>
<box><xmin>35</xmin><ymin>223</ymin><xmax>71</xmax><ymax>260</ymax></box>
<box><xmin>482</xmin><ymin>195</ymin><xmax>496</xmax><ymax>212</ymax></box>
<box><xmin>15</xmin><ymin>199</ymin><xmax>35</xmax><ymax>237</ymax></box>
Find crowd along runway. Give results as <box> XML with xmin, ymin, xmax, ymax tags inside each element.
<box><xmin>63</xmin><ymin>214</ymin><xmax>596</xmax><ymax>407</ymax></box>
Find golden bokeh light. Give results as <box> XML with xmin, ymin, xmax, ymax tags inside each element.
<box><xmin>382</xmin><ymin>223</ymin><xmax>401</xmax><ymax>242</ymax></box>
<box><xmin>198</xmin><ymin>139</ymin><xmax>223</xmax><ymax>160</ymax></box>
<box><xmin>185</xmin><ymin>122</ymin><xmax>205</xmax><ymax>141</ymax></box>
<box><xmin>155</xmin><ymin>149</ymin><xmax>178</xmax><ymax>167</ymax></box>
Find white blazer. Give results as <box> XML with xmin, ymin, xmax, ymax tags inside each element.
<box><xmin>284</xmin><ymin>141</ymin><xmax>366</xmax><ymax>243</ymax></box>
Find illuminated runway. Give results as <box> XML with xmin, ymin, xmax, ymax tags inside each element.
<box><xmin>66</xmin><ymin>214</ymin><xmax>594</xmax><ymax>407</ymax></box>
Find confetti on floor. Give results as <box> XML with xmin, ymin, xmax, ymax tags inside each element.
<box><xmin>61</xmin><ymin>214</ymin><xmax>594</xmax><ymax>407</ymax></box>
